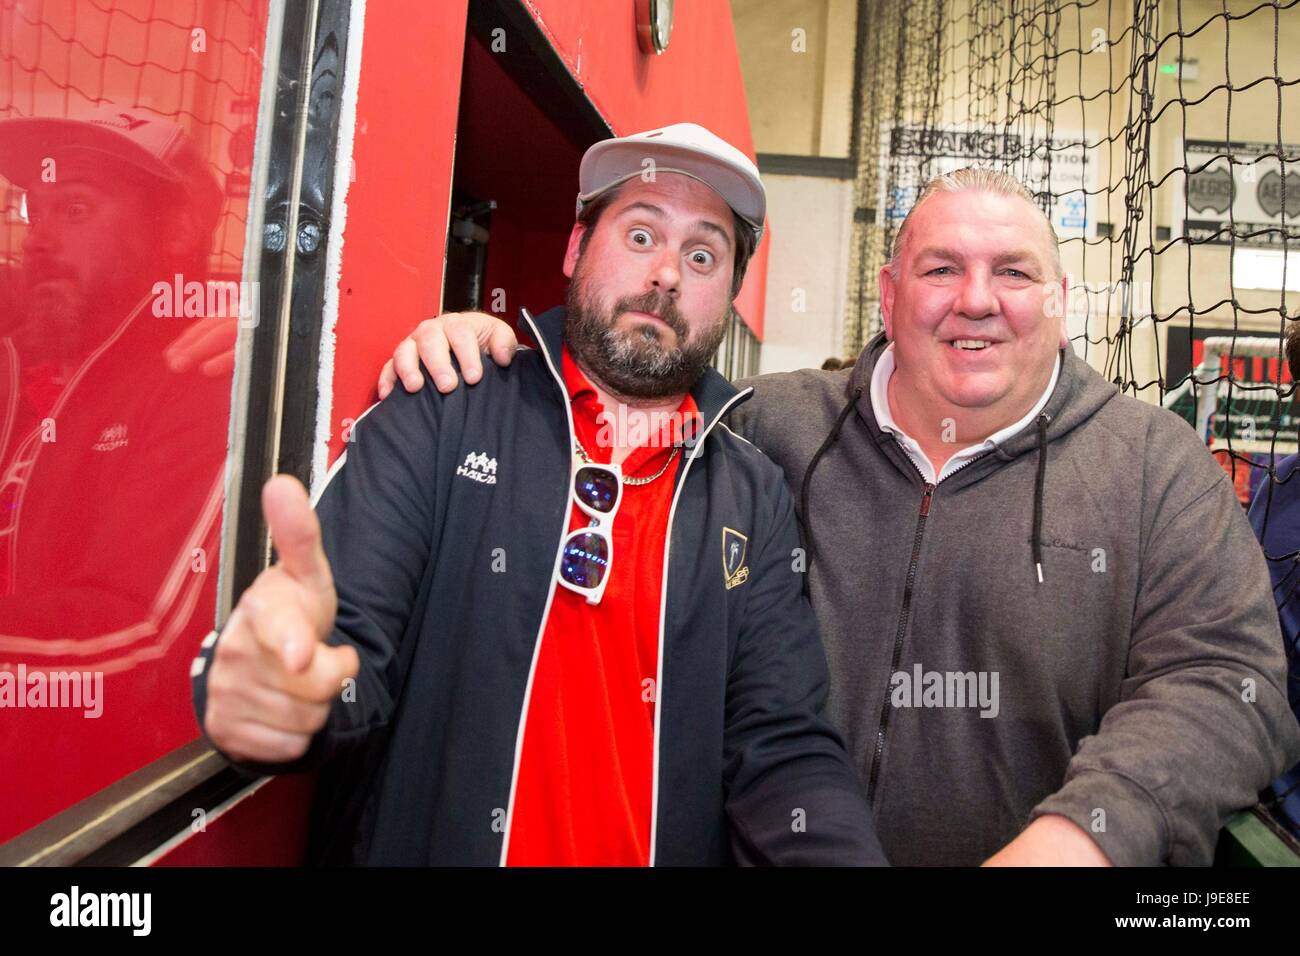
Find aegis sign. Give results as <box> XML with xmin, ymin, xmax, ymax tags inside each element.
<box><xmin>1177</xmin><ymin>138</ymin><xmax>1300</xmax><ymax>248</ymax></box>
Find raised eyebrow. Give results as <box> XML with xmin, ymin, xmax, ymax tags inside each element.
<box><xmin>617</xmin><ymin>201</ymin><xmax>666</xmax><ymax>220</ymax></box>
<box><xmin>618</xmin><ymin>203</ymin><xmax>733</xmax><ymax>251</ymax></box>
<box><xmin>692</xmin><ymin>218</ymin><xmax>733</xmax><ymax>251</ymax></box>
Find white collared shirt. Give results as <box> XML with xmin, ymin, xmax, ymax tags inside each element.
<box><xmin>869</xmin><ymin>342</ymin><xmax>1061</xmax><ymax>485</ymax></box>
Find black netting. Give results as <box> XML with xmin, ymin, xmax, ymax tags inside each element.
<box><xmin>0</xmin><ymin>0</ymin><xmax>268</xmax><ymax>278</ymax></box>
<box><xmin>844</xmin><ymin>0</ymin><xmax>1298</xmax><ymax>818</ymax></box>
<box><xmin>847</xmin><ymin>0</ymin><xmax>1297</xmax><ymax>442</ymax></box>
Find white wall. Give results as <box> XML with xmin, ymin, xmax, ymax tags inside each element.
<box><xmin>732</xmin><ymin>0</ymin><xmax>856</xmax><ymax>157</ymax></box>
<box><xmin>758</xmin><ymin>173</ymin><xmax>855</xmax><ymax>374</ymax></box>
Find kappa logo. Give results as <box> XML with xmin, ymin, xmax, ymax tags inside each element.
<box><xmin>92</xmin><ymin>112</ymin><xmax>150</xmax><ymax>132</ymax></box>
<box><xmin>722</xmin><ymin>527</ymin><xmax>749</xmax><ymax>590</ymax></box>
<box><xmin>91</xmin><ymin>423</ymin><xmax>128</xmax><ymax>452</ymax></box>
<box><xmin>456</xmin><ymin>450</ymin><xmax>498</xmax><ymax>484</ymax></box>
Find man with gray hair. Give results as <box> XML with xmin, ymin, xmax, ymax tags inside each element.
<box><xmin>380</xmin><ymin>165</ymin><xmax>1300</xmax><ymax>865</ymax></box>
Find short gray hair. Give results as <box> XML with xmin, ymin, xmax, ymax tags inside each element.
<box><xmin>888</xmin><ymin>167</ymin><xmax>1063</xmax><ymax>279</ymax></box>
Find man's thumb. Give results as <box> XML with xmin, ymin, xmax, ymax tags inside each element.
<box><xmin>263</xmin><ymin>474</ymin><xmax>333</xmax><ymax>594</ymax></box>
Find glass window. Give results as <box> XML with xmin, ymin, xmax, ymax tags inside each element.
<box><xmin>0</xmin><ymin>0</ymin><xmax>272</xmax><ymax>842</ymax></box>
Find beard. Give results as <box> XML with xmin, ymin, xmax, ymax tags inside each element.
<box><xmin>15</xmin><ymin>258</ymin><xmax>153</xmax><ymax>367</ymax></box>
<box><xmin>14</xmin><ymin>273</ymin><xmax>90</xmax><ymax>366</ymax></box>
<box><xmin>564</xmin><ymin>258</ymin><xmax>730</xmax><ymax>401</ymax></box>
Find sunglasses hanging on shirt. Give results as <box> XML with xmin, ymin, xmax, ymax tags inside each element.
<box><xmin>556</xmin><ymin>460</ymin><xmax>622</xmax><ymax>605</ymax></box>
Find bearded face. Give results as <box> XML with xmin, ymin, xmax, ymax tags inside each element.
<box><xmin>558</xmin><ymin>174</ymin><xmax>741</xmax><ymax>401</ymax></box>
<box><xmin>17</xmin><ymin>170</ymin><xmax>169</xmax><ymax>366</ymax></box>
<box><xmin>565</xmin><ymin>261</ymin><xmax>730</xmax><ymax>400</ymax></box>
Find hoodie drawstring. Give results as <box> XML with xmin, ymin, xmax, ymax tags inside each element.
<box><xmin>1032</xmin><ymin>412</ymin><xmax>1051</xmax><ymax>584</ymax></box>
<box><xmin>800</xmin><ymin>386</ymin><xmax>864</xmax><ymax>596</ymax></box>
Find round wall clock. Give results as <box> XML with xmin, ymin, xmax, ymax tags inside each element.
<box><xmin>636</xmin><ymin>0</ymin><xmax>674</xmax><ymax>55</ymax></box>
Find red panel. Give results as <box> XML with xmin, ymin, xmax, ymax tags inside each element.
<box><xmin>456</xmin><ymin>32</ymin><xmax>582</xmax><ymax>329</ymax></box>
<box><xmin>522</xmin><ymin>0</ymin><xmax>754</xmax><ymax>145</ymax></box>
<box><xmin>734</xmin><ymin>229</ymin><xmax>770</xmax><ymax>336</ymax></box>
<box><xmin>521</xmin><ymin>0</ymin><xmax>766</xmax><ymax>337</ymax></box>
<box><xmin>325</xmin><ymin>0</ymin><xmax>469</xmax><ymax>463</ymax></box>
<box><xmin>150</xmin><ymin>774</ymin><xmax>315</xmax><ymax>867</ymax></box>
<box><xmin>156</xmin><ymin>1</ymin><xmax>469</xmax><ymax>866</ymax></box>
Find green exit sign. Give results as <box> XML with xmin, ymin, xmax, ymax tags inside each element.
<box><xmin>1161</xmin><ymin>58</ymin><xmax>1200</xmax><ymax>80</ymax></box>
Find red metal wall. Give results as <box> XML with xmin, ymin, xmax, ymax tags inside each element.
<box><xmin>323</xmin><ymin>2</ymin><xmax>469</xmax><ymax>463</ymax></box>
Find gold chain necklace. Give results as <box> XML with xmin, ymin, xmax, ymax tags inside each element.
<box><xmin>574</xmin><ymin>438</ymin><xmax>679</xmax><ymax>486</ymax></box>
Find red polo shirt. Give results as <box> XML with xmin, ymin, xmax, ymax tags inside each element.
<box><xmin>505</xmin><ymin>345</ymin><xmax>701</xmax><ymax>866</ymax></box>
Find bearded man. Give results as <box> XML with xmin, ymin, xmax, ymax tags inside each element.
<box><xmin>191</xmin><ymin>124</ymin><xmax>886</xmax><ymax>866</ymax></box>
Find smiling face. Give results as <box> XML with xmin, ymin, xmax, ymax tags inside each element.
<box><xmin>562</xmin><ymin>173</ymin><xmax>737</xmax><ymax>400</ymax></box>
<box><xmin>879</xmin><ymin>188</ymin><xmax>1067</xmax><ymax>432</ymax></box>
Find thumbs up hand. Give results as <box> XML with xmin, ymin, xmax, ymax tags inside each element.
<box><xmin>203</xmin><ymin>475</ymin><xmax>360</xmax><ymax>764</ymax></box>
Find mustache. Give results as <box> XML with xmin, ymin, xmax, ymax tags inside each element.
<box><xmin>23</xmin><ymin>258</ymin><xmax>78</xmax><ymax>286</ymax></box>
<box><xmin>612</xmin><ymin>290</ymin><xmax>688</xmax><ymax>340</ymax></box>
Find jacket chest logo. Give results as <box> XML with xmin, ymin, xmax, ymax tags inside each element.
<box><xmin>92</xmin><ymin>423</ymin><xmax>129</xmax><ymax>452</ymax></box>
<box><xmin>456</xmin><ymin>450</ymin><xmax>497</xmax><ymax>484</ymax></box>
<box><xmin>723</xmin><ymin>527</ymin><xmax>749</xmax><ymax>589</ymax></box>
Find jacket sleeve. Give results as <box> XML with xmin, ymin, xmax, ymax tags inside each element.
<box><xmin>193</xmin><ymin>378</ymin><xmax>445</xmax><ymax>777</ymax></box>
<box><xmin>722</xmin><ymin>465</ymin><xmax>888</xmax><ymax>865</ymax></box>
<box><xmin>1030</xmin><ymin>460</ymin><xmax>1300</xmax><ymax>865</ymax></box>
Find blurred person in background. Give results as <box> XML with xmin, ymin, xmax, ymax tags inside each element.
<box><xmin>1246</xmin><ymin>320</ymin><xmax>1300</xmax><ymax>839</ymax></box>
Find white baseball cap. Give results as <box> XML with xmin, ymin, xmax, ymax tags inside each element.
<box><xmin>0</xmin><ymin>104</ymin><xmax>223</xmax><ymax>237</ymax></box>
<box><xmin>576</xmin><ymin>122</ymin><xmax>766</xmax><ymax>241</ymax></box>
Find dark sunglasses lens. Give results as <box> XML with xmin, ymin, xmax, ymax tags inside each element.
<box><xmin>561</xmin><ymin>531</ymin><xmax>609</xmax><ymax>589</ymax></box>
<box><xmin>574</xmin><ymin>466</ymin><xmax>619</xmax><ymax>514</ymax></box>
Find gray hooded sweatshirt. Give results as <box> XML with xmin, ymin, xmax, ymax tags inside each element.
<box><xmin>728</xmin><ymin>332</ymin><xmax>1300</xmax><ymax>866</ymax></box>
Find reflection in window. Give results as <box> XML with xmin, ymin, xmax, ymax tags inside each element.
<box><xmin>0</xmin><ymin>0</ymin><xmax>270</xmax><ymax>843</ymax></box>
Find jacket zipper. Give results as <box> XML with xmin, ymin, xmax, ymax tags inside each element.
<box><xmin>864</xmin><ymin>427</ymin><xmax>1020</xmax><ymax>803</ymax></box>
<box><xmin>647</xmin><ymin>389</ymin><xmax>752</xmax><ymax>865</ymax></box>
<box><xmin>863</xmin><ymin>439</ymin><xmax>994</xmax><ymax>804</ymax></box>
<box><xmin>498</xmin><ymin>309</ymin><xmax>581</xmax><ymax>866</ymax></box>
<box><xmin>866</xmin><ymin>477</ymin><xmax>934</xmax><ymax>804</ymax></box>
